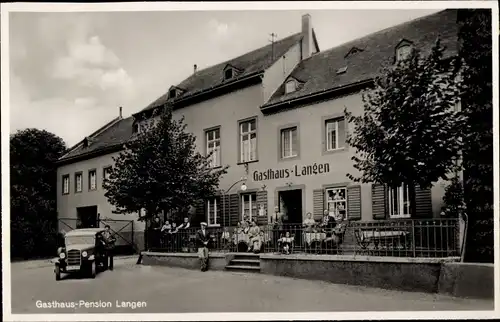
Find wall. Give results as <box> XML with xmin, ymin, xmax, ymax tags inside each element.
<box><xmin>57</xmin><ymin>152</ymin><xmax>145</xmax><ymax>249</ymax></box>
<box><xmin>262</xmin><ymin>42</ymin><xmax>302</xmax><ymax>102</ymax></box>
<box><xmin>260</xmin><ymin>254</ymin><xmax>443</xmax><ymax>293</ymax></box>
<box><xmin>142</xmin><ymin>251</ymin><xmax>227</xmax><ymax>271</ymax></box>
<box><xmin>172</xmin><ymin>84</ymin><xmax>264</xmax><ymax>191</ymax></box>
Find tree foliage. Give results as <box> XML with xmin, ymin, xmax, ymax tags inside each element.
<box><xmin>458</xmin><ymin>9</ymin><xmax>493</xmax><ymax>263</ymax></box>
<box><xmin>103</xmin><ymin>107</ymin><xmax>228</xmax><ymax>222</ymax></box>
<box><xmin>10</xmin><ymin>128</ymin><xmax>67</xmax><ymax>259</ymax></box>
<box><xmin>345</xmin><ymin>39</ymin><xmax>467</xmax><ymax>193</ymax></box>
<box><xmin>441</xmin><ymin>176</ymin><xmax>466</xmax><ymax>218</ymax></box>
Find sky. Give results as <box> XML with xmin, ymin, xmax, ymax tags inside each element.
<box><xmin>8</xmin><ymin>8</ymin><xmax>441</xmax><ymax>147</ymax></box>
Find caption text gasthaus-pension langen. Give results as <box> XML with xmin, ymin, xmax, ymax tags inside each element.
<box><xmin>35</xmin><ymin>300</ymin><xmax>147</xmax><ymax>310</ymax></box>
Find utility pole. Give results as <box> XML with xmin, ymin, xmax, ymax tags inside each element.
<box><xmin>269</xmin><ymin>33</ymin><xmax>277</xmax><ymax>61</ymax></box>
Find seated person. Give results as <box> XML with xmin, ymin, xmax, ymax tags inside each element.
<box><xmin>278</xmin><ymin>232</ymin><xmax>295</xmax><ymax>255</ymax></box>
<box><xmin>303</xmin><ymin>212</ymin><xmax>316</xmax><ymax>232</ymax></box>
<box><xmin>247</xmin><ymin>221</ymin><xmax>262</xmax><ymax>253</ymax></box>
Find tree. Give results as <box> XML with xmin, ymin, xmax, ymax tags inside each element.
<box><xmin>103</xmin><ymin>106</ymin><xmax>228</xmax><ymax>225</ymax></box>
<box><xmin>458</xmin><ymin>9</ymin><xmax>493</xmax><ymax>263</ymax></box>
<box><xmin>345</xmin><ymin>39</ymin><xmax>467</xmax><ymax>216</ymax></box>
<box><xmin>10</xmin><ymin>129</ymin><xmax>67</xmax><ymax>259</ymax></box>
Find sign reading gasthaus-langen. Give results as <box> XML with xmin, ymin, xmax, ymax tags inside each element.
<box><xmin>252</xmin><ymin>163</ymin><xmax>330</xmax><ymax>182</ymax></box>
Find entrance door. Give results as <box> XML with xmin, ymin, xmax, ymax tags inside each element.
<box><xmin>76</xmin><ymin>206</ymin><xmax>98</xmax><ymax>228</ymax></box>
<box><xmin>278</xmin><ymin>189</ymin><xmax>303</xmax><ymax>224</ymax></box>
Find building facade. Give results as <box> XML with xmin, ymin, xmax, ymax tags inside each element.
<box><xmin>56</xmin><ymin>10</ymin><xmax>460</xmax><ymax>243</ymax></box>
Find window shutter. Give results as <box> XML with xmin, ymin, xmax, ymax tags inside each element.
<box><xmin>229</xmin><ymin>193</ymin><xmax>239</xmax><ymax>226</ymax></box>
<box><xmin>216</xmin><ymin>197</ymin><xmax>222</xmax><ymax>225</ymax></box>
<box><xmin>313</xmin><ymin>189</ymin><xmax>324</xmax><ymax>221</ymax></box>
<box><xmin>256</xmin><ymin>190</ymin><xmax>268</xmax><ymax>226</ymax></box>
<box><xmin>371</xmin><ymin>184</ymin><xmax>387</xmax><ymax>220</ymax></box>
<box><xmin>194</xmin><ymin>199</ymin><xmax>205</xmax><ymax>226</ymax></box>
<box><xmin>415</xmin><ymin>185</ymin><xmax>432</xmax><ymax>218</ymax></box>
<box><xmin>347</xmin><ymin>185</ymin><xmax>362</xmax><ymax>220</ymax></box>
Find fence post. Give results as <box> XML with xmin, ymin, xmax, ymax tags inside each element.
<box><xmin>411</xmin><ymin>220</ymin><xmax>416</xmax><ymax>258</ymax></box>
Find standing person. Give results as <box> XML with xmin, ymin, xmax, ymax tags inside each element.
<box><xmin>102</xmin><ymin>225</ymin><xmax>116</xmax><ymax>270</ymax></box>
<box><xmin>149</xmin><ymin>216</ymin><xmax>162</xmax><ymax>250</ymax></box>
<box><xmin>196</xmin><ymin>222</ymin><xmax>211</xmax><ymax>271</ymax></box>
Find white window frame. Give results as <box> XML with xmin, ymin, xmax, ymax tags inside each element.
<box><xmin>89</xmin><ymin>170</ymin><xmax>97</xmax><ymax>191</ymax></box>
<box><xmin>207</xmin><ymin>198</ymin><xmax>219</xmax><ymax>227</ymax></box>
<box><xmin>285</xmin><ymin>80</ymin><xmax>296</xmax><ymax>94</ymax></box>
<box><xmin>62</xmin><ymin>175</ymin><xmax>69</xmax><ymax>195</ymax></box>
<box><xmin>396</xmin><ymin>45</ymin><xmax>412</xmax><ymax>62</ymax></box>
<box><xmin>239</xmin><ymin>119</ymin><xmax>257</xmax><ymax>163</ymax></box>
<box><xmin>281</xmin><ymin>127</ymin><xmax>298</xmax><ymax>159</ymax></box>
<box><xmin>388</xmin><ymin>184</ymin><xmax>411</xmax><ymax>218</ymax></box>
<box><xmin>325</xmin><ymin>187</ymin><xmax>348</xmax><ymax>220</ymax></box>
<box><xmin>326</xmin><ymin>118</ymin><xmax>345</xmax><ymax>151</ymax></box>
<box><xmin>206</xmin><ymin>128</ymin><xmax>221</xmax><ymax>168</ymax></box>
<box><xmin>241</xmin><ymin>193</ymin><xmax>257</xmax><ymax>221</ymax></box>
<box><xmin>75</xmin><ymin>173</ymin><xmax>83</xmax><ymax>193</ymax></box>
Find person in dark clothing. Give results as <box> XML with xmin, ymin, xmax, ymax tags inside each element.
<box><xmin>149</xmin><ymin>216</ymin><xmax>162</xmax><ymax>250</ymax></box>
<box><xmin>196</xmin><ymin>222</ymin><xmax>211</xmax><ymax>271</ymax></box>
<box><xmin>102</xmin><ymin>225</ymin><xmax>116</xmax><ymax>270</ymax></box>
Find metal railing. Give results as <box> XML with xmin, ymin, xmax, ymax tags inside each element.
<box><xmin>148</xmin><ymin>218</ymin><xmax>461</xmax><ymax>258</ymax></box>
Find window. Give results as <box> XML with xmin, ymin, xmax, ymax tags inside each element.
<box><xmin>206</xmin><ymin>128</ymin><xmax>221</xmax><ymax>167</ymax></box>
<box><xmin>88</xmin><ymin>169</ymin><xmax>97</xmax><ymax>191</ymax></box>
<box><xmin>396</xmin><ymin>45</ymin><xmax>412</xmax><ymax>61</ymax></box>
<box><xmin>224</xmin><ymin>68</ymin><xmax>233</xmax><ymax>80</ymax></box>
<box><xmin>285</xmin><ymin>80</ymin><xmax>296</xmax><ymax>94</ymax></box>
<box><xmin>281</xmin><ymin>127</ymin><xmax>298</xmax><ymax>159</ymax></box>
<box><xmin>325</xmin><ymin>118</ymin><xmax>346</xmax><ymax>151</ymax></box>
<box><xmin>62</xmin><ymin>175</ymin><xmax>70</xmax><ymax>195</ymax></box>
<box><xmin>326</xmin><ymin>187</ymin><xmax>347</xmax><ymax>220</ymax></box>
<box><xmin>388</xmin><ymin>184</ymin><xmax>411</xmax><ymax>218</ymax></box>
<box><xmin>133</xmin><ymin>123</ymin><xmax>140</xmax><ymax>133</ymax></box>
<box><xmin>241</xmin><ymin>193</ymin><xmax>257</xmax><ymax>221</ymax></box>
<box><xmin>239</xmin><ymin>119</ymin><xmax>257</xmax><ymax>162</ymax></box>
<box><xmin>207</xmin><ymin>198</ymin><xmax>219</xmax><ymax>226</ymax></box>
<box><xmin>75</xmin><ymin>172</ymin><xmax>83</xmax><ymax>193</ymax></box>
<box><xmin>103</xmin><ymin>166</ymin><xmax>112</xmax><ymax>181</ymax></box>
<box><xmin>169</xmin><ymin>89</ymin><xmax>176</xmax><ymax>99</ymax></box>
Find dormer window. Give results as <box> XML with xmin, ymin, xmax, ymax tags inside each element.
<box><xmin>168</xmin><ymin>86</ymin><xmax>185</xmax><ymax>99</ymax></box>
<box><xmin>133</xmin><ymin>123</ymin><xmax>140</xmax><ymax>134</ymax></box>
<box><xmin>396</xmin><ymin>45</ymin><xmax>412</xmax><ymax>61</ymax></box>
<box><xmin>223</xmin><ymin>64</ymin><xmax>242</xmax><ymax>82</ymax></box>
<box><xmin>224</xmin><ymin>68</ymin><xmax>233</xmax><ymax>80</ymax></box>
<box><xmin>395</xmin><ymin>39</ymin><xmax>414</xmax><ymax>62</ymax></box>
<box><xmin>82</xmin><ymin>138</ymin><xmax>89</xmax><ymax>148</ymax></box>
<box><xmin>285</xmin><ymin>79</ymin><xmax>297</xmax><ymax>94</ymax></box>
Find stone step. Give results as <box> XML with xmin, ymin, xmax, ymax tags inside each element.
<box><xmin>230</xmin><ymin>259</ymin><xmax>260</xmax><ymax>266</ymax></box>
<box><xmin>225</xmin><ymin>265</ymin><xmax>261</xmax><ymax>272</ymax></box>
<box><xmin>233</xmin><ymin>254</ymin><xmax>260</xmax><ymax>260</ymax></box>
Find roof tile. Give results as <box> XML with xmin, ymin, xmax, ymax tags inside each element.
<box><xmin>263</xmin><ymin>9</ymin><xmax>459</xmax><ymax>108</ymax></box>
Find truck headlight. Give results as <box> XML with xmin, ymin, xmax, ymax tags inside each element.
<box><xmin>82</xmin><ymin>251</ymin><xmax>88</xmax><ymax>257</ymax></box>
<box><xmin>59</xmin><ymin>253</ymin><xmax>66</xmax><ymax>259</ymax></box>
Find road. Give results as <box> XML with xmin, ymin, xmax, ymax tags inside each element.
<box><xmin>10</xmin><ymin>257</ymin><xmax>493</xmax><ymax>313</ymax></box>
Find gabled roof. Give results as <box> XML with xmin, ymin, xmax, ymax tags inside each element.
<box><xmin>262</xmin><ymin>9</ymin><xmax>459</xmax><ymax>110</ymax></box>
<box><xmin>137</xmin><ymin>32</ymin><xmax>304</xmax><ymax>114</ymax></box>
<box><xmin>57</xmin><ymin>116</ymin><xmax>135</xmax><ymax>164</ymax></box>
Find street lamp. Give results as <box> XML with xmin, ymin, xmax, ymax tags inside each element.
<box><xmin>222</xmin><ymin>177</ymin><xmax>247</xmax><ymax>227</ymax></box>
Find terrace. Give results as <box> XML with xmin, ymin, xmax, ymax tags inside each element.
<box><xmin>151</xmin><ymin>218</ymin><xmax>465</xmax><ymax>260</ymax></box>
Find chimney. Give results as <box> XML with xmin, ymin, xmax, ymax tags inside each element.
<box><xmin>119</xmin><ymin>106</ymin><xmax>123</xmax><ymax>119</ymax></box>
<box><xmin>194</xmin><ymin>64</ymin><xmax>197</xmax><ymax>74</ymax></box>
<box><xmin>301</xmin><ymin>14</ymin><xmax>313</xmax><ymax>60</ymax></box>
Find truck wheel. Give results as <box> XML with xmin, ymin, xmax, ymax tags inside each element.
<box><xmin>90</xmin><ymin>261</ymin><xmax>96</xmax><ymax>279</ymax></box>
<box><xmin>55</xmin><ymin>265</ymin><xmax>61</xmax><ymax>281</ymax></box>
